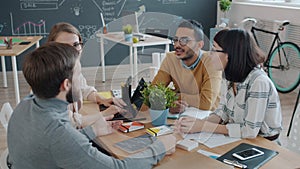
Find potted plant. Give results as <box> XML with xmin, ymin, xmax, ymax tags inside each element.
<box><xmin>219</xmin><ymin>0</ymin><xmax>231</xmax><ymax>26</ymax></box>
<box><xmin>122</xmin><ymin>24</ymin><xmax>133</xmax><ymax>42</ymax></box>
<box><xmin>141</xmin><ymin>83</ymin><xmax>178</xmax><ymax>126</ymax></box>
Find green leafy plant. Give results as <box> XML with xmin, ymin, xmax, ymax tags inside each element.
<box><xmin>141</xmin><ymin>83</ymin><xmax>178</xmax><ymax>110</ymax></box>
<box><xmin>122</xmin><ymin>24</ymin><xmax>133</xmax><ymax>34</ymax></box>
<box><xmin>219</xmin><ymin>0</ymin><xmax>231</xmax><ymax>13</ymax></box>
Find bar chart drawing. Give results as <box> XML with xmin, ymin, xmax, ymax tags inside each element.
<box><xmin>10</xmin><ymin>12</ymin><xmax>48</xmax><ymax>36</ymax></box>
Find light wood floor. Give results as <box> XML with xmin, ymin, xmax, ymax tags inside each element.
<box><xmin>0</xmin><ymin>64</ymin><xmax>299</xmax><ymax>156</ymax></box>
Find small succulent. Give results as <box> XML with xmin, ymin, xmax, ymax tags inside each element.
<box><xmin>122</xmin><ymin>24</ymin><xmax>133</xmax><ymax>34</ymax></box>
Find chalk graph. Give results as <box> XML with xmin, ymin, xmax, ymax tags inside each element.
<box><xmin>10</xmin><ymin>13</ymin><xmax>48</xmax><ymax>36</ymax></box>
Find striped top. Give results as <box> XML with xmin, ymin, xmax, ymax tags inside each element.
<box><xmin>212</xmin><ymin>68</ymin><xmax>282</xmax><ymax>138</ymax></box>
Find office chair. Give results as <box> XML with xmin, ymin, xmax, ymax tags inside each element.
<box><xmin>0</xmin><ymin>102</ymin><xmax>13</xmax><ymax>169</ymax></box>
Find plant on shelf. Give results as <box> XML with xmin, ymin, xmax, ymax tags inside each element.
<box><xmin>219</xmin><ymin>0</ymin><xmax>232</xmax><ymax>27</ymax></box>
<box><xmin>122</xmin><ymin>24</ymin><xmax>133</xmax><ymax>34</ymax></box>
<box><xmin>219</xmin><ymin>0</ymin><xmax>231</xmax><ymax>18</ymax></box>
<box><xmin>122</xmin><ymin>24</ymin><xmax>133</xmax><ymax>42</ymax></box>
<box><xmin>142</xmin><ymin>83</ymin><xmax>178</xmax><ymax>110</ymax></box>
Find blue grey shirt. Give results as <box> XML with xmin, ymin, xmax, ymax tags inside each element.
<box><xmin>7</xmin><ymin>95</ymin><xmax>165</xmax><ymax>169</ymax></box>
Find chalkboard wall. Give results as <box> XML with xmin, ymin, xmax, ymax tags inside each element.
<box><xmin>0</xmin><ymin>0</ymin><xmax>218</xmax><ymax>71</ymax></box>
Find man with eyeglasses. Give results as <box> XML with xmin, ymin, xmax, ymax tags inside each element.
<box><xmin>151</xmin><ymin>20</ymin><xmax>222</xmax><ymax>113</ymax></box>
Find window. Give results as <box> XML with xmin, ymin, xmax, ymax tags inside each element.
<box><xmin>233</xmin><ymin>0</ymin><xmax>300</xmax><ymax>3</ymax></box>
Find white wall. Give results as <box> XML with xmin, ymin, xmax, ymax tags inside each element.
<box><xmin>218</xmin><ymin>2</ymin><xmax>300</xmax><ymax>26</ymax></box>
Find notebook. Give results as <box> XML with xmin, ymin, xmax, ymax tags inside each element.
<box><xmin>217</xmin><ymin>143</ymin><xmax>278</xmax><ymax>169</ymax></box>
<box><xmin>146</xmin><ymin>125</ymin><xmax>173</xmax><ymax>137</ymax></box>
<box><xmin>118</xmin><ymin>121</ymin><xmax>145</xmax><ymax>133</ymax></box>
<box><xmin>114</xmin><ymin>134</ymin><xmax>156</xmax><ymax>153</ymax></box>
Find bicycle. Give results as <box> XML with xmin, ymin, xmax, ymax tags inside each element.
<box><xmin>241</xmin><ymin>18</ymin><xmax>300</xmax><ymax>93</ymax></box>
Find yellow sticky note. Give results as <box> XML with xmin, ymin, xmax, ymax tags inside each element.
<box><xmin>98</xmin><ymin>91</ymin><xmax>113</xmax><ymax>99</ymax></box>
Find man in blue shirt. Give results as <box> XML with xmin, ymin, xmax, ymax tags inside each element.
<box><xmin>7</xmin><ymin>42</ymin><xmax>175</xmax><ymax>169</ymax></box>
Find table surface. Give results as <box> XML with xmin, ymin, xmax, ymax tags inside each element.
<box><xmin>97</xmin><ymin>32</ymin><xmax>171</xmax><ymax>47</ymax></box>
<box><xmin>0</xmin><ymin>36</ymin><xmax>43</xmax><ymax>56</ymax></box>
<box><xmin>81</xmin><ymin>103</ymin><xmax>300</xmax><ymax>169</ymax></box>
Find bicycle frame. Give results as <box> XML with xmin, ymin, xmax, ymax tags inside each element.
<box><xmin>251</xmin><ymin>26</ymin><xmax>287</xmax><ymax>70</ymax></box>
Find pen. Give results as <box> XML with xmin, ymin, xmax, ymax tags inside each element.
<box><xmin>223</xmin><ymin>159</ymin><xmax>247</xmax><ymax>168</ymax></box>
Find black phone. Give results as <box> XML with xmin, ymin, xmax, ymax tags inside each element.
<box><xmin>19</xmin><ymin>41</ymin><xmax>31</xmax><ymax>45</ymax></box>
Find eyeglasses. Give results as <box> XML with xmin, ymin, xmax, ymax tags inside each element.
<box><xmin>73</xmin><ymin>42</ymin><xmax>84</xmax><ymax>51</ymax></box>
<box><xmin>172</xmin><ymin>37</ymin><xmax>195</xmax><ymax>46</ymax></box>
<box><xmin>211</xmin><ymin>49</ymin><xmax>225</xmax><ymax>53</ymax></box>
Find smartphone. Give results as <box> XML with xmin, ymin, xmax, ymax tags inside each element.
<box><xmin>232</xmin><ymin>148</ymin><xmax>264</xmax><ymax>160</ymax></box>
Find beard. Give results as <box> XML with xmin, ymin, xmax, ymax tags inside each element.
<box><xmin>181</xmin><ymin>49</ymin><xmax>195</xmax><ymax>61</ymax></box>
<box><xmin>66</xmin><ymin>86</ymin><xmax>81</xmax><ymax>103</ymax></box>
<box><xmin>175</xmin><ymin>46</ymin><xmax>197</xmax><ymax>61</ymax></box>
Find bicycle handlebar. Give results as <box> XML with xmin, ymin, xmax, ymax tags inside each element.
<box><xmin>240</xmin><ymin>17</ymin><xmax>290</xmax><ymax>32</ymax></box>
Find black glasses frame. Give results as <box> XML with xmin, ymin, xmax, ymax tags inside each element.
<box><xmin>172</xmin><ymin>37</ymin><xmax>195</xmax><ymax>46</ymax></box>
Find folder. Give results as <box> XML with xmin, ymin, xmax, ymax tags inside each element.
<box><xmin>217</xmin><ymin>143</ymin><xmax>278</xmax><ymax>169</ymax></box>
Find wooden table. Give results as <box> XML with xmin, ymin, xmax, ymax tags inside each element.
<box><xmin>0</xmin><ymin>36</ymin><xmax>42</xmax><ymax>104</ymax></box>
<box><xmin>97</xmin><ymin>32</ymin><xmax>171</xmax><ymax>84</ymax></box>
<box><xmin>81</xmin><ymin>103</ymin><xmax>300</xmax><ymax>169</ymax></box>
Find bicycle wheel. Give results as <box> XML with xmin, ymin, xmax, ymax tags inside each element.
<box><xmin>268</xmin><ymin>42</ymin><xmax>300</xmax><ymax>93</ymax></box>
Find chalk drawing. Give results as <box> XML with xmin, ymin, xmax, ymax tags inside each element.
<box><xmin>20</xmin><ymin>0</ymin><xmax>66</xmax><ymax>10</ymax></box>
<box><xmin>162</xmin><ymin>0</ymin><xmax>186</xmax><ymax>4</ymax></box>
<box><xmin>10</xmin><ymin>12</ymin><xmax>48</xmax><ymax>36</ymax></box>
<box><xmin>91</xmin><ymin>0</ymin><xmax>127</xmax><ymax>22</ymax></box>
<box><xmin>78</xmin><ymin>24</ymin><xmax>97</xmax><ymax>42</ymax></box>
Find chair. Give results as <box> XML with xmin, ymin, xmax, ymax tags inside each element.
<box><xmin>0</xmin><ymin>102</ymin><xmax>13</xmax><ymax>131</ymax></box>
<box><xmin>286</xmin><ymin>96</ymin><xmax>300</xmax><ymax>155</ymax></box>
<box><xmin>0</xmin><ymin>102</ymin><xmax>13</xmax><ymax>169</ymax></box>
<box><xmin>0</xmin><ymin>149</ymin><xmax>9</xmax><ymax>169</ymax></box>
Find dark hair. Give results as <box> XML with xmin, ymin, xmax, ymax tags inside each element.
<box><xmin>178</xmin><ymin>19</ymin><xmax>204</xmax><ymax>41</ymax></box>
<box><xmin>213</xmin><ymin>29</ymin><xmax>229</xmax><ymax>49</ymax></box>
<box><xmin>222</xmin><ymin>29</ymin><xmax>266</xmax><ymax>82</ymax></box>
<box><xmin>47</xmin><ymin>22</ymin><xmax>82</xmax><ymax>43</ymax></box>
<box><xmin>23</xmin><ymin>42</ymin><xmax>80</xmax><ymax>99</ymax></box>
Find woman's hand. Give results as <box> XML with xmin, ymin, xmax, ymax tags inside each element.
<box><xmin>174</xmin><ymin>116</ymin><xmax>203</xmax><ymax>134</ymax></box>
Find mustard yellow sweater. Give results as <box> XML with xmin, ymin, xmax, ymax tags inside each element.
<box><xmin>152</xmin><ymin>51</ymin><xmax>222</xmax><ymax>110</ymax></box>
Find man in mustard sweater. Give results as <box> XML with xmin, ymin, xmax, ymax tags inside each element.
<box><xmin>152</xmin><ymin>20</ymin><xmax>222</xmax><ymax>113</ymax></box>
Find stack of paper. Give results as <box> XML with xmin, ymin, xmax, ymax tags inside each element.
<box><xmin>182</xmin><ymin>132</ymin><xmax>241</xmax><ymax>148</ymax></box>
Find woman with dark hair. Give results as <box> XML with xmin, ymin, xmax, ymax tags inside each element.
<box><xmin>175</xmin><ymin>29</ymin><xmax>282</xmax><ymax>141</ymax></box>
